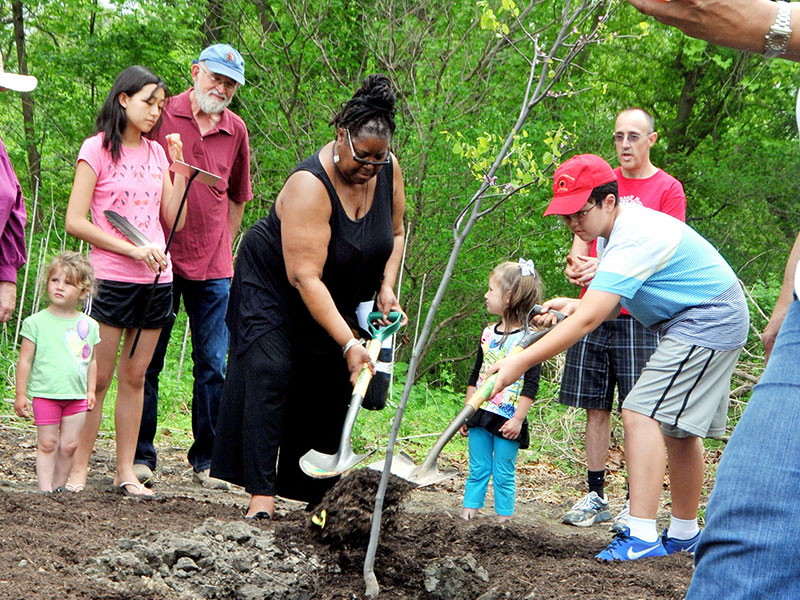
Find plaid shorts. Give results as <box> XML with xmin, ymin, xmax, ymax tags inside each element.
<box><xmin>558</xmin><ymin>315</ymin><xmax>659</xmax><ymax>411</ymax></box>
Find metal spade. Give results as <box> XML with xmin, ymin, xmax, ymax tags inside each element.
<box><xmin>299</xmin><ymin>311</ymin><xmax>404</xmax><ymax>478</ymax></box>
<box><xmin>369</xmin><ymin>306</ymin><xmax>565</xmax><ymax>487</ymax></box>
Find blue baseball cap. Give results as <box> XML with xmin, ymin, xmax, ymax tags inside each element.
<box><xmin>195</xmin><ymin>44</ymin><xmax>245</xmax><ymax>86</ymax></box>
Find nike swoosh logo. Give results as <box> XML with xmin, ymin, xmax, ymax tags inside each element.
<box><xmin>627</xmin><ymin>544</ymin><xmax>662</xmax><ymax>560</ymax></box>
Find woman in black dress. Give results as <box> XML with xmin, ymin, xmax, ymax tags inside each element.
<box><xmin>211</xmin><ymin>74</ymin><xmax>406</xmax><ymax>519</ymax></box>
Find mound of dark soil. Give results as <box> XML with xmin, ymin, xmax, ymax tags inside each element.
<box><xmin>0</xmin><ymin>420</ymin><xmax>694</xmax><ymax>599</ymax></box>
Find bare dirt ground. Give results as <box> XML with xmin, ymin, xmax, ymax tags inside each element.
<box><xmin>0</xmin><ymin>420</ymin><xmax>695</xmax><ymax>600</ymax></box>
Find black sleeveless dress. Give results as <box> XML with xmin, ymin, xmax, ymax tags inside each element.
<box><xmin>211</xmin><ymin>151</ymin><xmax>394</xmax><ymax>503</ymax></box>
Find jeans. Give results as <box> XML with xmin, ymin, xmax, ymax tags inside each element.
<box><xmin>688</xmin><ymin>299</ymin><xmax>800</xmax><ymax>599</ymax></box>
<box><xmin>137</xmin><ymin>276</ymin><xmax>230</xmax><ymax>472</ymax></box>
<box><xmin>463</xmin><ymin>426</ymin><xmax>520</xmax><ymax>516</ymax></box>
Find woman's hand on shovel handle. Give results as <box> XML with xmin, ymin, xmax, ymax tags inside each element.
<box><xmin>377</xmin><ymin>284</ymin><xmax>408</xmax><ymax>326</ymax></box>
<box><xmin>346</xmin><ymin>343</ymin><xmax>373</xmax><ymax>386</ymax></box>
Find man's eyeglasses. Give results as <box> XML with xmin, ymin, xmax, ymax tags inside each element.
<box><xmin>198</xmin><ymin>64</ymin><xmax>238</xmax><ymax>92</ymax></box>
<box><xmin>346</xmin><ymin>129</ymin><xmax>392</xmax><ymax>166</ymax></box>
<box><xmin>562</xmin><ymin>203</ymin><xmax>598</xmax><ymax>223</ymax></box>
<box><xmin>613</xmin><ymin>131</ymin><xmax>651</xmax><ymax>144</ymax></box>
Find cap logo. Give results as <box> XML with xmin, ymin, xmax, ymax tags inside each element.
<box><xmin>556</xmin><ymin>173</ymin><xmax>575</xmax><ymax>192</ymax></box>
<box><xmin>226</xmin><ymin>52</ymin><xmax>235</xmax><ymax>63</ymax></box>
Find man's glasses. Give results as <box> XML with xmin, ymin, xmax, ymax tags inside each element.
<box><xmin>199</xmin><ymin>64</ymin><xmax>238</xmax><ymax>92</ymax></box>
<box><xmin>346</xmin><ymin>129</ymin><xmax>392</xmax><ymax>166</ymax></box>
<box><xmin>613</xmin><ymin>131</ymin><xmax>652</xmax><ymax>144</ymax></box>
<box><xmin>562</xmin><ymin>203</ymin><xmax>598</xmax><ymax>223</ymax></box>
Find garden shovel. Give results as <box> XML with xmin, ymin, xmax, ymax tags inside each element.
<box><xmin>369</xmin><ymin>306</ymin><xmax>565</xmax><ymax>487</ymax></box>
<box><xmin>299</xmin><ymin>311</ymin><xmax>404</xmax><ymax>479</ymax></box>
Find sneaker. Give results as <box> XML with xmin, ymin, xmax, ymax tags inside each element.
<box><xmin>133</xmin><ymin>463</ymin><xmax>154</xmax><ymax>487</ymax></box>
<box><xmin>610</xmin><ymin>499</ymin><xmax>630</xmax><ymax>533</ymax></box>
<box><xmin>562</xmin><ymin>491</ymin><xmax>612</xmax><ymax>527</ymax></box>
<box><xmin>595</xmin><ymin>527</ymin><xmax>667</xmax><ymax>562</ymax></box>
<box><xmin>662</xmin><ymin>528</ymin><xmax>702</xmax><ymax>554</ymax></box>
<box><xmin>193</xmin><ymin>469</ymin><xmax>231</xmax><ymax>490</ymax></box>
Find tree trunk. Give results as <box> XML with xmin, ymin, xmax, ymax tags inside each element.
<box><xmin>11</xmin><ymin>0</ymin><xmax>41</xmax><ymax>204</ymax></box>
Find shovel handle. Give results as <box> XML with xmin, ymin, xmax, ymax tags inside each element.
<box><xmin>367</xmin><ymin>311</ymin><xmax>403</xmax><ymax>341</ymax></box>
<box><xmin>466</xmin><ymin>319</ymin><xmax>564</xmax><ymax>411</ymax></box>
<box><xmin>352</xmin><ymin>337</ymin><xmax>383</xmax><ymax>397</ymax></box>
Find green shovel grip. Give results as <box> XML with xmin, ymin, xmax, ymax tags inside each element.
<box><xmin>367</xmin><ymin>310</ymin><xmax>403</xmax><ymax>341</ymax></box>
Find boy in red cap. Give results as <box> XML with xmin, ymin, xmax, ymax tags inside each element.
<box><xmin>489</xmin><ymin>153</ymin><xmax>749</xmax><ymax>561</ymax></box>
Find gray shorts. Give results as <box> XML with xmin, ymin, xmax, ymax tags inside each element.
<box><xmin>622</xmin><ymin>337</ymin><xmax>741</xmax><ymax>439</ymax></box>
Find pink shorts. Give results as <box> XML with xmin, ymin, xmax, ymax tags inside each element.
<box><xmin>32</xmin><ymin>397</ymin><xmax>88</xmax><ymax>426</ymax></box>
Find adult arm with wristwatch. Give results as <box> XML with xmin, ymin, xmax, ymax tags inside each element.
<box><xmin>625</xmin><ymin>1</ymin><xmax>800</xmax><ymax>598</ymax></box>
<box><xmin>626</xmin><ymin>0</ymin><xmax>800</xmax><ymax>61</ymax></box>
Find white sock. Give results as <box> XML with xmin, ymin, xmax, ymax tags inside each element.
<box><xmin>626</xmin><ymin>515</ymin><xmax>659</xmax><ymax>543</ymax></box>
<box><xmin>667</xmin><ymin>515</ymin><xmax>699</xmax><ymax>540</ymax></box>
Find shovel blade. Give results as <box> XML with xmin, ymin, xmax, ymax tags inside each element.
<box><xmin>299</xmin><ymin>448</ymin><xmax>374</xmax><ymax>479</ymax></box>
<box><xmin>368</xmin><ymin>450</ymin><xmax>418</xmax><ymax>479</ymax></box>
<box><xmin>368</xmin><ymin>451</ymin><xmax>459</xmax><ymax>488</ymax></box>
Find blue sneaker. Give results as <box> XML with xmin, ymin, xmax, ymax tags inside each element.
<box><xmin>661</xmin><ymin>528</ymin><xmax>702</xmax><ymax>554</ymax></box>
<box><xmin>595</xmin><ymin>527</ymin><xmax>667</xmax><ymax>562</ymax></box>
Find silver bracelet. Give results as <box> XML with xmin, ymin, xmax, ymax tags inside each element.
<box><xmin>342</xmin><ymin>337</ymin><xmax>362</xmax><ymax>357</ymax></box>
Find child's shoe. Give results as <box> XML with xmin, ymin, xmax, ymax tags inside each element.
<box><xmin>595</xmin><ymin>527</ymin><xmax>667</xmax><ymax>562</ymax></box>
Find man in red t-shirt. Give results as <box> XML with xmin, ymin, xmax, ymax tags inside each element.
<box><xmin>560</xmin><ymin>108</ymin><xmax>686</xmax><ymax>529</ymax></box>
<box><xmin>134</xmin><ymin>44</ymin><xmax>253</xmax><ymax>489</ymax></box>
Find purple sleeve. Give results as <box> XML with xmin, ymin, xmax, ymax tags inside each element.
<box><xmin>0</xmin><ymin>135</ymin><xmax>27</xmax><ymax>282</ymax></box>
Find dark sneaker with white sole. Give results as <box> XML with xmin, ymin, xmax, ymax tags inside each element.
<box><xmin>562</xmin><ymin>491</ymin><xmax>612</xmax><ymax>527</ymax></box>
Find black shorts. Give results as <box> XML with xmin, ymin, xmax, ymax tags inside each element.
<box><xmin>89</xmin><ymin>279</ymin><xmax>174</xmax><ymax>329</ymax></box>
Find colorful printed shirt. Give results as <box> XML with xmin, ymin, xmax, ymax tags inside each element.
<box><xmin>20</xmin><ymin>309</ymin><xmax>101</xmax><ymax>399</ymax></box>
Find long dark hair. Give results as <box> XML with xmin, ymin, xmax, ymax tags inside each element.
<box><xmin>330</xmin><ymin>73</ymin><xmax>397</xmax><ymax>140</ymax></box>
<box><xmin>95</xmin><ymin>65</ymin><xmax>167</xmax><ymax>163</ymax></box>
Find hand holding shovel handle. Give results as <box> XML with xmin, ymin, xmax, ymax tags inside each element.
<box><xmin>298</xmin><ymin>311</ymin><xmax>404</xmax><ymax>478</ymax></box>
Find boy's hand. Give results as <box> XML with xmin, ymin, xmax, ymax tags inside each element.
<box><xmin>487</xmin><ymin>354</ymin><xmax>527</xmax><ymax>398</ymax></box>
<box><xmin>86</xmin><ymin>391</ymin><xmax>96</xmax><ymax>412</ymax></box>
<box><xmin>532</xmin><ymin>298</ymin><xmax>579</xmax><ymax>327</ymax></box>
<box><xmin>499</xmin><ymin>416</ymin><xmax>523</xmax><ymax>440</ymax></box>
<box><xmin>14</xmin><ymin>395</ymin><xmax>30</xmax><ymax>419</ymax></box>
<box><xmin>459</xmin><ymin>423</ymin><xmax>469</xmax><ymax>437</ymax></box>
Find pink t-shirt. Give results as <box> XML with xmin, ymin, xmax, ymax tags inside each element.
<box><xmin>77</xmin><ymin>133</ymin><xmax>172</xmax><ymax>284</ymax></box>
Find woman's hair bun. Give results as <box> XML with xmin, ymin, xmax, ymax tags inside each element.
<box><xmin>357</xmin><ymin>73</ymin><xmax>396</xmax><ymax>114</ymax></box>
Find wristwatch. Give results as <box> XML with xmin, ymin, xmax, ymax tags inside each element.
<box><xmin>764</xmin><ymin>0</ymin><xmax>792</xmax><ymax>58</ymax></box>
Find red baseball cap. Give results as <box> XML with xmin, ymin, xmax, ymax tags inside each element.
<box><xmin>544</xmin><ymin>154</ymin><xmax>616</xmax><ymax>217</ymax></box>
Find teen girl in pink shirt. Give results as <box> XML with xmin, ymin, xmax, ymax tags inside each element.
<box><xmin>65</xmin><ymin>65</ymin><xmax>186</xmax><ymax>497</ymax></box>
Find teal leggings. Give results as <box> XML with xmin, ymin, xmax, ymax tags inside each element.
<box><xmin>463</xmin><ymin>426</ymin><xmax>519</xmax><ymax>516</ymax></box>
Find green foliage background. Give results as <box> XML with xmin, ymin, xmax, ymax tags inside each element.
<box><xmin>2</xmin><ymin>0</ymin><xmax>798</xmax><ymax>450</ymax></box>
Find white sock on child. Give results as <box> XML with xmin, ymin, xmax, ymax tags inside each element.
<box><xmin>667</xmin><ymin>515</ymin><xmax>700</xmax><ymax>540</ymax></box>
<box><xmin>626</xmin><ymin>515</ymin><xmax>659</xmax><ymax>543</ymax></box>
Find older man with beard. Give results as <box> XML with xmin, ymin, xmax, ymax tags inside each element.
<box><xmin>135</xmin><ymin>44</ymin><xmax>252</xmax><ymax>489</ymax></box>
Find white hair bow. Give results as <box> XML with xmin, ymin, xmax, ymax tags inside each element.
<box><xmin>518</xmin><ymin>258</ymin><xmax>536</xmax><ymax>277</ymax></box>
